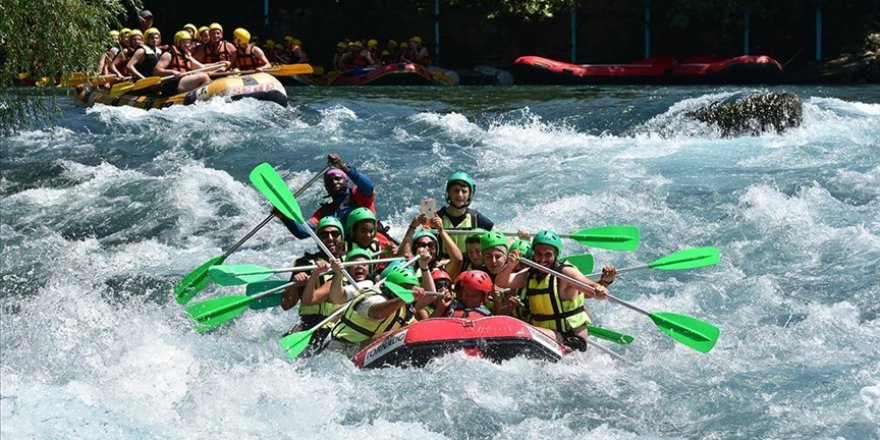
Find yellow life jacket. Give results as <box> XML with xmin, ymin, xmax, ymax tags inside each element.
<box><xmin>348</xmin><ymin>239</ymin><xmax>381</xmax><ymax>254</ymax></box>
<box><xmin>330</xmin><ymin>288</ymin><xmax>414</xmax><ymax>344</ymax></box>
<box><xmin>295</xmin><ymin>254</ymin><xmax>339</xmax><ymax>318</ymax></box>
<box><xmin>440</xmin><ymin>209</ymin><xmax>478</xmax><ymax>258</ymax></box>
<box><xmin>523</xmin><ymin>262</ymin><xmax>590</xmax><ymax>332</ymax></box>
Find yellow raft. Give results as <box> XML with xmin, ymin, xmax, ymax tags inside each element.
<box><xmin>73</xmin><ymin>72</ymin><xmax>288</xmax><ymax>108</ymax></box>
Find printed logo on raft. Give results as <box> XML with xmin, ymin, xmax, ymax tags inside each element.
<box><xmin>363</xmin><ymin>330</ymin><xmax>408</xmax><ymax>367</ymax></box>
<box><xmin>527</xmin><ymin>326</ymin><xmax>563</xmax><ymax>357</ymax></box>
<box><xmin>220</xmin><ymin>83</ymin><xmax>281</xmax><ymax>97</ymax></box>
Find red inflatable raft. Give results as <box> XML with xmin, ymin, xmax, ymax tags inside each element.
<box><xmin>671</xmin><ymin>55</ymin><xmax>783</xmax><ymax>83</ymax></box>
<box><xmin>328</xmin><ymin>63</ymin><xmax>438</xmax><ymax>86</ymax></box>
<box><xmin>513</xmin><ymin>55</ymin><xmax>675</xmax><ymax>84</ymax></box>
<box><xmin>352</xmin><ymin>316</ymin><xmax>570</xmax><ymax>368</ymax></box>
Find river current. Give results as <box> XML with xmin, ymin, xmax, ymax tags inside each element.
<box><xmin>1</xmin><ymin>85</ymin><xmax>879</xmax><ymax>439</ymax></box>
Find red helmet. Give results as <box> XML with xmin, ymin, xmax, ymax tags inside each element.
<box><xmin>431</xmin><ymin>268</ymin><xmax>452</xmax><ymax>283</ymax></box>
<box><xmin>454</xmin><ymin>270</ymin><xmax>493</xmax><ymax>300</ymax></box>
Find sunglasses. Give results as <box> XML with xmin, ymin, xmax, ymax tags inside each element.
<box><xmin>414</xmin><ymin>241</ymin><xmax>436</xmax><ymax>249</ymax></box>
<box><xmin>317</xmin><ymin>229</ymin><xmax>341</xmax><ymax>238</ymax></box>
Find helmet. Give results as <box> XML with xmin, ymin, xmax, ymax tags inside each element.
<box><xmin>367</xmin><ymin>39</ymin><xmax>378</xmax><ymax>48</ymax></box>
<box><xmin>349</xmin><ymin>41</ymin><xmax>363</xmax><ymax>48</ymax></box>
<box><xmin>532</xmin><ymin>230</ymin><xmax>563</xmax><ymax>255</ymax></box>
<box><xmin>174</xmin><ymin>30</ymin><xmax>192</xmax><ymax>46</ymax></box>
<box><xmin>380</xmin><ymin>260</ymin><xmax>406</xmax><ymax>278</ymax></box>
<box><xmin>480</xmin><ymin>231</ymin><xmax>509</xmax><ymax>253</ymax></box>
<box><xmin>380</xmin><ymin>49</ymin><xmax>390</xmax><ymax>56</ymax></box>
<box><xmin>446</xmin><ymin>171</ymin><xmax>475</xmax><ymax>205</ymax></box>
<box><xmin>183</xmin><ymin>23</ymin><xmax>197</xmax><ymax>33</ymax></box>
<box><xmin>197</xmin><ymin>26</ymin><xmax>209</xmax><ymax>36</ymax></box>
<box><xmin>284</xmin><ymin>35</ymin><xmax>294</xmax><ymax>43</ymax></box>
<box><xmin>399</xmin><ymin>42</ymin><xmax>408</xmax><ymax>49</ymax></box>
<box><xmin>387</xmin><ymin>39</ymin><xmax>398</xmax><ymax>49</ymax></box>
<box><xmin>208</xmin><ymin>22</ymin><xmax>223</xmax><ymax>33</ymax></box>
<box><xmin>510</xmin><ymin>239</ymin><xmax>533</xmax><ymax>259</ymax></box>
<box><xmin>292</xmin><ymin>38</ymin><xmax>302</xmax><ymax>47</ymax></box>
<box><xmin>411</xmin><ymin>35</ymin><xmax>422</xmax><ymax>45</ymax></box>
<box><xmin>336</xmin><ymin>41</ymin><xmax>347</xmax><ymax>49</ymax></box>
<box><xmin>345</xmin><ymin>207</ymin><xmax>377</xmax><ymax>236</ymax></box>
<box><xmin>385</xmin><ymin>267</ymin><xmax>419</xmax><ymax>287</ymax></box>
<box><xmin>266</xmin><ymin>39</ymin><xmax>276</xmax><ymax>48</ymax></box>
<box><xmin>345</xmin><ymin>248</ymin><xmax>372</xmax><ymax>261</ymax></box>
<box><xmin>431</xmin><ymin>268</ymin><xmax>452</xmax><ymax>283</ymax></box>
<box><xmin>465</xmin><ymin>228</ymin><xmax>488</xmax><ymax>244</ymax></box>
<box><xmin>128</xmin><ymin>29</ymin><xmax>143</xmax><ymax>40</ymax></box>
<box><xmin>233</xmin><ymin>27</ymin><xmax>250</xmax><ymax>46</ymax></box>
<box><xmin>144</xmin><ymin>27</ymin><xmax>160</xmax><ymax>39</ymax></box>
<box><xmin>120</xmin><ymin>28</ymin><xmax>131</xmax><ymax>37</ymax></box>
<box><xmin>454</xmin><ymin>270</ymin><xmax>493</xmax><ymax>298</ymax></box>
<box><xmin>316</xmin><ymin>216</ymin><xmax>344</xmax><ymax>234</ymax></box>
<box><xmin>412</xmin><ymin>229</ymin><xmax>438</xmax><ymax>246</ymax></box>
<box><xmin>109</xmin><ymin>30</ymin><xmax>120</xmax><ymax>39</ymax></box>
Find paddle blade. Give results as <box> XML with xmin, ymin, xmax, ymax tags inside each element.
<box><xmin>130</xmin><ymin>76</ymin><xmax>161</xmax><ymax>91</ymax></box>
<box><xmin>569</xmin><ymin>225</ymin><xmax>640</xmax><ymax>251</ymax></box>
<box><xmin>209</xmin><ymin>264</ymin><xmax>274</xmax><ymax>286</ymax></box>
<box><xmin>561</xmin><ymin>254</ymin><xmax>594</xmax><ymax>274</ymax></box>
<box><xmin>649</xmin><ymin>312</ymin><xmax>719</xmax><ymax>353</ymax></box>
<box><xmin>186</xmin><ymin>295</ymin><xmax>252</xmax><ymax>332</ymax></box>
<box><xmin>109</xmin><ymin>81</ymin><xmax>133</xmax><ymax>96</ymax></box>
<box><xmin>280</xmin><ymin>328</ymin><xmax>316</xmax><ymax>358</ymax></box>
<box><xmin>385</xmin><ymin>282</ymin><xmax>414</xmax><ymax>303</ymax></box>
<box><xmin>249</xmin><ymin>163</ymin><xmax>304</xmax><ymax>224</ymax></box>
<box><xmin>246</xmin><ymin>280</ymin><xmax>287</xmax><ymax>309</ymax></box>
<box><xmin>175</xmin><ymin>255</ymin><xmax>227</xmax><ymax>305</ymax></box>
<box><xmin>649</xmin><ymin>246</ymin><xmax>720</xmax><ymax>271</ymax></box>
<box><xmin>587</xmin><ymin>325</ymin><xmax>634</xmax><ymax>345</ymax></box>
<box><xmin>268</xmin><ymin>64</ymin><xmax>314</xmax><ymax>76</ymax></box>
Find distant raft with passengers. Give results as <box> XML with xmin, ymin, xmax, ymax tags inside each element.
<box><xmin>74</xmin><ymin>72</ymin><xmax>288</xmax><ymax>109</ymax></box>
<box><xmin>288</xmin><ymin>62</ymin><xmax>455</xmax><ymax>86</ymax></box>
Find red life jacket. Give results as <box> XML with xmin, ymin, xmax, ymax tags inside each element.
<box><xmin>167</xmin><ymin>46</ymin><xmax>194</xmax><ymax>73</ymax></box>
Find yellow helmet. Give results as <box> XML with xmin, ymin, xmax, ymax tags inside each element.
<box><xmin>349</xmin><ymin>41</ymin><xmax>362</xmax><ymax>48</ymax></box>
<box><xmin>233</xmin><ymin>27</ymin><xmax>250</xmax><ymax>46</ymax></box>
<box><xmin>284</xmin><ymin>35</ymin><xmax>294</xmax><ymax>43</ymax></box>
<box><xmin>336</xmin><ymin>41</ymin><xmax>347</xmax><ymax>49</ymax></box>
<box><xmin>174</xmin><ymin>30</ymin><xmax>192</xmax><ymax>46</ymax></box>
<box><xmin>266</xmin><ymin>39</ymin><xmax>276</xmax><ymax>49</ymax></box>
<box><xmin>129</xmin><ymin>29</ymin><xmax>144</xmax><ymax>41</ymax></box>
<box><xmin>411</xmin><ymin>35</ymin><xmax>422</xmax><ymax>45</ymax></box>
<box><xmin>399</xmin><ymin>41</ymin><xmax>409</xmax><ymax>49</ymax></box>
<box><xmin>367</xmin><ymin>39</ymin><xmax>378</xmax><ymax>48</ymax></box>
<box><xmin>183</xmin><ymin>23</ymin><xmax>197</xmax><ymax>33</ymax></box>
<box><xmin>109</xmin><ymin>30</ymin><xmax>120</xmax><ymax>39</ymax></box>
<box><xmin>145</xmin><ymin>27</ymin><xmax>160</xmax><ymax>39</ymax></box>
<box><xmin>381</xmin><ymin>49</ymin><xmax>390</xmax><ymax>56</ymax></box>
<box><xmin>120</xmin><ymin>28</ymin><xmax>131</xmax><ymax>37</ymax></box>
<box><xmin>292</xmin><ymin>38</ymin><xmax>302</xmax><ymax>47</ymax></box>
<box><xmin>387</xmin><ymin>39</ymin><xmax>398</xmax><ymax>49</ymax></box>
<box><xmin>208</xmin><ymin>22</ymin><xmax>223</xmax><ymax>33</ymax></box>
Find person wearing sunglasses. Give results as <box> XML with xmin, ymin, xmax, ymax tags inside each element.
<box><xmin>398</xmin><ymin>213</ymin><xmax>463</xmax><ymax>279</ymax></box>
<box><xmin>281</xmin><ymin>217</ymin><xmax>347</xmax><ymax>336</ymax></box>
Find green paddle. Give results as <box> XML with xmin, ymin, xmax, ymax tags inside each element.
<box><xmin>173</xmin><ymin>164</ymin><xmax>330</xmax><ymax>305</ymax></box>
<box><xmin>186</xmin><ymin>279</ymin><xmax>295</xmax><ymax>332</ymax></box>
<box><xmin>587</xmin><ymin>325</ymin><xmax>634</xmax><ymax>345</ymax></box>
<box><xmin>584</xmin><ymin>246</ymin><xmax>720</xmax><ymax>279</ymax></box>
<box><xmin>446</xmin><ymin>225</ymin><xmax>640</xmax><ymax>251</ymax></box>
<box><xmin>279</xmin><ymin>256</ymin><xmax>420</xmax><ymax>359</ymax></box>
<box><xmin>518</xmin><ymin>257</ymin><xmax>719</xmax><ymax>353</ymax></box>
<box><xmin>209</xmin><ymin>257</ymin><xmax>403</xmax><ymax>286</ymax></box>
<box><xmin>246</xmin><ymin>280</ymin><xmax>289</xmax><ymax>310</ymax></box>
<box><xmin>560</xmin><ymin>254</ymin><xmax>594</xmax><ymax>274</ymax></box>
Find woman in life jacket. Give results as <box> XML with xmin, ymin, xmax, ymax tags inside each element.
<box><xmin>232</xmin><ymin>27</ymin><xmax>271</xmax><ymax>71</ymax></box>
<box><xmin>153</xmin><ymin>30</ymin><xmax>212</xmax><ymax>95</ymax></box>
<box><xmin>110</xmin><ymin>29</ymin><xmax>139</xmax><ymax>78</ymax></box>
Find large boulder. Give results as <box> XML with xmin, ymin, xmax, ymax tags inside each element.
<box><xmin>687</xmin><ymin>91</ymin><xmax>803</xmax><ymax>137</ymax></box>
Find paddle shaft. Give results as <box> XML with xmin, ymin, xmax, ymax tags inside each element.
<box><xmin>236</xmin><ymin>257</ymin><xmax>404</xmax><ymax>276</ymax></box>
<box><xmin>224</xmin><ymin>164</ymin><xmax>330</xmax><ymax>256</ymax></box>
<box><xmin>445</xmin><ymin>230</ymin><xmax>586</xmax><ymax>240</ymax></box>
<box><xmin>586</xmin><ymin>340</ymin><xmax>632</xmax><ymax>364</ymax></box>
<box><xmin>304</xmin><ymin>227</ymin><xmax>359</xmax><ymax>286</ymax></box>
<box><xmin>519</xmin><ymin>258</ymin><xmax>653</xmax><ymax>317</ymax></box>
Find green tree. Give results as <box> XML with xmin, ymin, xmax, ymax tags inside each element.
<box><xmin>0</xmin><ymin>0</ymin><xmax>141</xmax><ymax>133</ymax></box>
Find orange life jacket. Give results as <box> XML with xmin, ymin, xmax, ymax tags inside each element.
<box><xmin>235</xmin><ymin>44</ymin><xmax>258</xmax><ymax>70</ymax></box>
<box><xmin>205</xmin><ymin>41</ymin><xmax>232</xmax><ymax>63</ymax></box>
<box><xmin>167</xmin><ymin>46</ymin><xmax>194</xmax><ymax>73</ymax></box>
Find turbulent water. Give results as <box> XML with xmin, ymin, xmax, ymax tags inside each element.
<box><xmin>2</xmin><ymin>85</ymin><xmax>879</xmax><ymax>439</ymax></box>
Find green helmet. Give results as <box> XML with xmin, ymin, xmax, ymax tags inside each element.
<box><xmin>345</xmin><ymin>248</ymin><xmax>372</xmax><ymax>261</ymax></box>
<box><xmin>479</xmin><ymin>231</ymin><xmax>509</xmax><ymax>252</ymax></box>
<box><xmin>316</xmin><ymin>216</ymin><xmax>344</xmax><ymax>234</ymax></box>
<box><xmin>465</xmin><ymin>228</ymin><xmax>488</xmax><ymax>244</ymax></box>
<box><xmin>446</xmin><ymin>171</ymin><xmax>475</xmax><ymax>205</ymax></box>
<box><xmin>412</xmin><ymin>229</ymin><xmax>438</xmax><ymax>246</ymax></box>
<box><xmin>510</xmin><ymin>239</ymin><xmax>533</xmax><ymax>259</ymax></box>
<box><xmin>380</xmin><ymin>260</ymin><xmax>406</xmax><ymax>278</ymax></box>
<box><xmin>532</xmin><ymin>230</ymin><xmax>563</xmax><ymax>255</ymax></box>
<box><xmin>345</xmin><ymin>207</ymin><xmax>376</xmax><ymax>237</ymax></box>
<box><xmin>384</xmin><ymin>267</ymin><xmax>419</xmax><ymax>286</ymax></box>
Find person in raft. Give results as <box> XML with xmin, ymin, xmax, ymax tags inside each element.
<box><xmin>495</xmin><ymin>230</ymin><xmax>617</xmax><ymax>352</ymax></box>
<box><xmin>431</xmin><ymin>270</ymin><xmax>494</xmax><ymax>319</ymax></box>
<box><xmin>152</xmin><ymin>30</ymin><xmax>213</xmax><ymax>95</ymax></box>
<box><xmin>436</xmin><ymin>172</ymin><xmax>495</xmax><ymax>260</ymax></box>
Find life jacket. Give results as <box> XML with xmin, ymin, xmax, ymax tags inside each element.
<box><xmin>331</xmin><ymin>287</ymin><xmax>414</xmax><ymax>344</ymax></box>
<box><xmin>205</xmin><ymin>40</ymin><xmax>232</xmax><ymax>63</ymax></box>
<box><xmin>523</xmin><ymin>262</ymin><xmax>590</xmax><ymax>332</ymax></box>
<box><xmin>448</xmin><ymin>300</ymin><xmax>491</xmax><ymax>319</ymax></box>
<box><xmin>167</xmin><ymin>46</ymin><xmax>194</xmax><ymax>73</ymax></box>
<box><xmin>287</xmin><ymin>46</ymin><xmax>302</xmax><ymax>64</ymax></box>
<box><xmin>344</xmin><ymin>52</ymin><xmax>368</xmax><ymax>69</ymax></box>
<box><xmin>439</xmin><ymin>208</ymin><xmax>480</xmax><ymax>258</ymax></box>
<box><xmin>235</xmin><ymin>44</ymin><xmax>258</xmax><ymax>70</ymax></box>
<box><xmin>135</xmin><ymin>44</ymin><xmax>162</xmax><ymax>77</ymax></box>
<box><xmin>294</xmin><ymin>253</ymin><xmax>340</xmax><ymax>318</ymax></box>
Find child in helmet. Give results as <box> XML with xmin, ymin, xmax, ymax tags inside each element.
<box><xmin>432</xmin><ymin>270</ymin><xmax>493</xmax><ymax>318</ymax></box>
<box><xmin>418</xmin><ymin>268</ymin><xmax>454</xmax><ymax>319</ymax></box>
<box><xmin>495</xmin><ymin>229</ymin><xmax>616</xmax><ymax>352</ymax></box>
<box><xmin>436</xmin><ymin>171</ymin><xmax>495</xmax><ymax>260</ymax></box>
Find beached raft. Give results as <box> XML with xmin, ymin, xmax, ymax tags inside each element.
<box><xmin>73</xmin><ymin>72</ymin><xmax>288</xmax><ymax>108</ymax></box>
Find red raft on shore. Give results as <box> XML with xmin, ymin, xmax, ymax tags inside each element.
<box><xmin>513</xmin><ymin>54</ymin><xmax>782</xmax><ymax>84</ymax></box>
<box><xmin>351</xmin><ymin>316</ymin><xmax>569</xmax><ymax>369</ymax></box>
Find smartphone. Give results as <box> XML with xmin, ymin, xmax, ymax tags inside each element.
<box><xmin>420</xmin><ymin>198</ymin><xmax>436</xmax><ymax>228</ymax></box>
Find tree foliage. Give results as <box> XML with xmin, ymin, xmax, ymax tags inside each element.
<box><xmin>0</xmin><ymin>0</ymin><xmax>140</xmax><ymax>132</ymax></box>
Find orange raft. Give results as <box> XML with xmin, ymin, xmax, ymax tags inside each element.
<box><xmin>73</xmin><ymin>72</ymin><xmax>288</xmax><ymax>108</ymax></box>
